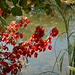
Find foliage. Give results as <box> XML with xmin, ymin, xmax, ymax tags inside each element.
<box><xmin>11</xmin><ymin>6</ymin><xmax>22</xmax><ymax>16</ymax></box>
<box><xmin>0</xmin><ymin>0</ymin><xmax>70</xmax><ymax>18</ymax></box>
<box><xmin>0</xmin><ymin>0</ymin><xmax>11</xmax><ymax>19</ymax></box>
<box><xmin>0</xmin><ymin>0</ymin><xmax>75</xmax><ymax>75</ymax></box>
<box><xmin>0</xmin><ymin>14</ymin><xmax>59</xmax><ymax>74</ymax></box>
<box><xmin>50</xmin><ymin>0</ymin><xmax>75</xmax><ymax>75</ymax></box>
<box><xmin>68</xmin><ymin>66</ymin><xmax>75</xmax><ymax>72</ymax></box>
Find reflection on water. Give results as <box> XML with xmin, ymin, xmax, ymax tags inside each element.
<box><xmin>6</xmin><ymin>9</ymin><xmax>75</xmax><ymax>75</ymax></box>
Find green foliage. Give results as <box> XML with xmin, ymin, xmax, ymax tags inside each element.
<box><xmin>0</xmin><ymin>0</ymin><xmax>68</xmax><ymax>19</ymax></box>
<box><xmin>0</xmin><ymin>15</ymin><xmax>9</xmax><ymax>29</ymax></box>
<box><xmin>30</xmin><ymin>0</ymin><xmax>39</xmax><ymax>4</ymax></box>
<box><xmin>40</xmin><ymin>3</ymin><xmax>46</xmax><ymax>8</ymax></box>
<box><xmin>0</xmin><ymin>46</ymin><xmax>1</xmax><ymax>49</ymax></box>
<box><xmin>0</xmin><ymin>1</ymin><xmax>11</xmax><ymax>18</ymax></box>
<box><xmin>19</xmin><ymin>0</ymin><xmax>27</xmax><ymax>6</ymax></box>
<box><xmin>0</xmin><ymin>1</ymin><xmax>5</xmax><ymax>8</ymax></box>
<box><xmin>23</xmin><ymin>4</ymin><xmax>31</xmax><ymax>14</ymax></box>
<box><xmin>0</xmin><ymin>0</ymin><xmax>74</xmax><ymax>19</ymax></box>
<box><xmin>34</xmin><ymin>5</ymin><xmax>39</xmax><ymax>11</ymax></box>
<box><xmin>55</xmin><ymin>0</ymin><xmax>60</xmax><ymax>6</ymax></box>
<box><xmin>12</xmin><ymin>0</ymin><xmax>18</xmax><ymax>6</ymax></box>
<box><xmin>11</xmin><ymin>6</ymin><xmax>22</xmax><ymax>16</ymax></box>
<box><xmin>2</xmin><ymin>8</ymin><xmax>10</xmax><ymax>18</ymax></box>
<box><xmin>59</xmin><ymin>51</ymin><xmax>66</xmax><ymax>72</ymax></box>
<box><xmin>68</xmin><ymin>66</ymin><xmax>75</xmax><ymax>72</ymax></box>
<box><xmin>52</xmin><ymin>1</ymin><xmax>75</xmax><ymax>75</ymax></box>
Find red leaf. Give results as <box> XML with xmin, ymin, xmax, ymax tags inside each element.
<box><xmin>19</xmin><ymin>33</ymin><xmax>23</xmax><ymax>39</ymax></box>
<box><xmin>48</xmin><ymin>45</ymin><xmax>52</xmax><ymax>50</ymax></box>
<box><xmin>34</xmin><ymin>52</ymin><xmax>38</xmax><ymax>58</ymax></box>
<box><xmin>50</xmin><ymin>27</ymin><xmax>59</xmax><ymax>37</ymax></box>
<box><xmin>26</xmin><ymin>20</ymin><xmax>30</xmax><ymax>24</ymax></box>
<box><xmin>0</xmin><ymin>8</ymin><xmax>1</xmax><ymax>15</ymax></box>
<box><xmin>24</xmin><ymin>24</ymin><xmax>27</xmax><ymax>27</ymax></box>
<box><xmin>10</xmin><ymin>21</ymin><xmax>16</xmax><ymax>26</ymax></box>
<box><xmin>22</xmin><ymin>56</ymin><xmax>24</xmax><ymax>60</ymax></box>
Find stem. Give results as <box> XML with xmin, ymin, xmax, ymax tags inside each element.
<box><xmin>0</xmin><ymin>15</ymin><xmax>9</xmax><ymax>30</ymax></box>
<box><xmin>46</xmin><ymin>0</ymin><xmax>71</xmax><ymax>74</ymax></box>
<box><xmin>73</xmin><ymin>39</ymin><xmax>75</xmax><ymax>75</ymax></box>
<box><xmin>0</xmin><ymin>15</ymin><xmax>9</xmax><ymax>26</ymax></box>
<box><xmin>54</xmin><ymin>1</ymin><xmax>72</xmax><ymax>75</ymax></box>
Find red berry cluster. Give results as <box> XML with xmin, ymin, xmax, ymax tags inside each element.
<box><xmin>0</xmin><ymin>16</ymin><xmax>59</xmax><ymax>75</ymax></box>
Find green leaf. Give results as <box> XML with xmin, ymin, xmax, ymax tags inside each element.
<box><xmin>23</xmin><ymin>4</ymin><xmax>31</xmax><ymax>13</ymax></box>
<box><xmin>0</xmin><ymin>15</ymin><xmax>9</xmax><ymax>27</ymax></box>
<box><xmin>69</xmin><ymin>31</ymin><xmax>75</xmax><ymax>38</ymax></box>
<box><xmin>19</xmin><ymin>0</ymin><xmax>27</xmax><ymax>6</ymax></box>
<box><xmin>68</xmin><ymin>15</ymin><xmax>72</xmax><ymax>26</ymax></box>
<box><xmin>59</xmin><ymin>51</ymin><xmax>66</xmax><ymax>72</ymax></box>
<box><xmin>30</xmin><ymin>0</ymin><xmax>39</xmax><ymax>4</ymax></box>
<box><xmin>12</xmin><ymin>0</ymin><xmax>18</xmax><ymax>6</ymax></box>
<box><xmin>55</xmin><ymin>0</ymin><xmax>60</xmax><ymax>6</ymax></box>
<box><xmin>68</xmin><ymin>66</ymin><xmax>75</xmax><ymax>71</ymax></box>
<box><xmin>0</xmin><ymin>46</ymin><xmax>1</xmax><ymax>49</ymax></box>
<box><xmin>59</xmin><ymin>55</ymin><xmax>63</xmax><ymax>72</ymax></box>
<box><xmin>24</xmin><ymin>9</ymin><xmax>30</xmax><ymax>14</ymax></box>
<box><xmin>0</xmin><ymin>1</ymin><xmax>5</xmax><ymax>9</ymax></box>
<box><xmin>40</xmin><ymin>3</ymin><xmax>46</xmax><ymax>8</ymax></box>
<box><xmin>34</xmin><ymin>5</ymin><xmax>39</xmax><ymax>11</ymax></box>
<box><xmin>61</xmin><ymin>3</ymin><xmax>66</xmax><ymax>9</ymax></box>
<box><xmin>11</xmin><ymin>6</ymin><xmax>22</xmax><ymax>16</ymax></box>
<box><xmin>44</xmin><ymin>9</ymin><xmax>50</xmax><ymax>15</ymax></box>
<box><xmin>2</xmin><ymin>0</ymin><xmax>6</xmax><ymax>1</ymax></box>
